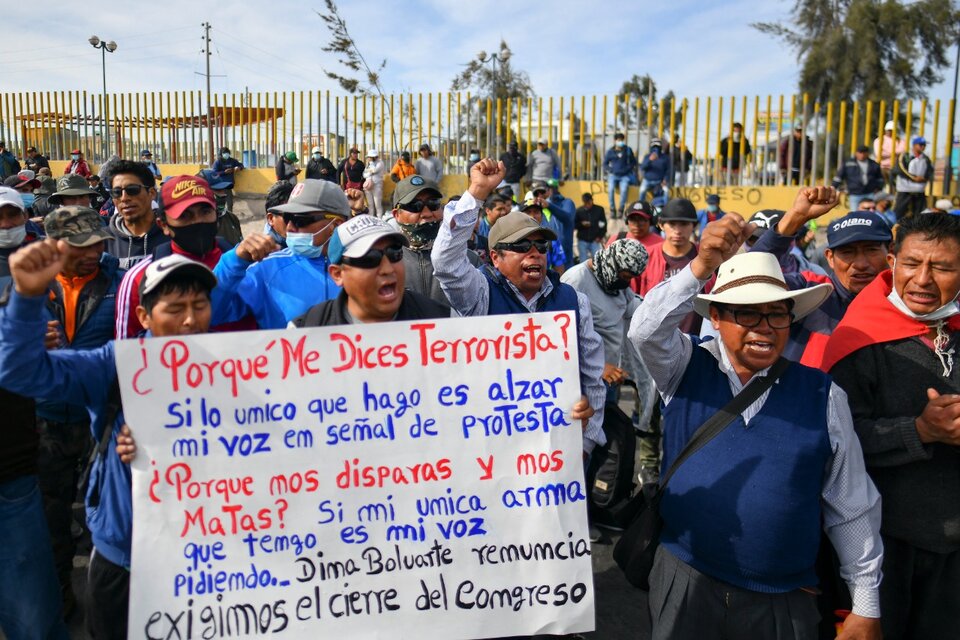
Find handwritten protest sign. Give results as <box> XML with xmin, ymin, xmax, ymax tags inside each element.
<box><xmin>116</xmin><ymin>312</ymin><xmax>595</xmax><ymax>639</ymax></box>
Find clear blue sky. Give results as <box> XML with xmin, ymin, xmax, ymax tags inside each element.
<box><xmin>2</xmin><ymin>0</ymin><xmax>957</xmax><ymax>107</ymax></box>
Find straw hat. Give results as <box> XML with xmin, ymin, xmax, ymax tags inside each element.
<box><xmin>694</xmin><ymin>252</ymin><xmax>832</xmax><ymax>321</ymax></box>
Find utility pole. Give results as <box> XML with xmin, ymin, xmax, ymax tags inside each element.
<box><xmin>203</xmin><ymin>22</ymin><xmax>214</xmax><ymax>165</ymax></box>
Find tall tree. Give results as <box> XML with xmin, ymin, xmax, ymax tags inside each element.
<box><xmin>753</xmin><ymin>0</ymin><xmax>960</xmax><ymax>103</ymax></box>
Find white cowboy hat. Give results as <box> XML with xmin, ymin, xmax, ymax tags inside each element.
<box><xmin>694</xmin><ymin>252</ymin><xmax>833</xmax><ymax>322</ymax></box>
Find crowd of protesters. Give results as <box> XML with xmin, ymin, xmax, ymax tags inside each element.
<box><xmin>0</xmin><ymin>138</ymin><xmax>958</xmax><ymax>640</ymax></box>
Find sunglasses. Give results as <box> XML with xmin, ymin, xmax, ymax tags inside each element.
<box><xmin>109</xmin><ymin>184</ymin><xmax>149</xmax><ymax>198</ymax></box>
<box><xmin>281</xmin><ymin>212</ymin><xmax>343</xmax><ymax>228</ymax></box>
<box><xmin>495</xmin><ymin>239</ymin><xmax>550</xmax><ymax>254</ymax></box>
<box><xmin>718</xmin><ymin>306</ymin><xmax>793</xmax><ymax>330</ymax></box>
<box><xmin>341</xmin><ymin>244</ymin><xmax>404</xmax><ymax>268</ymax></box>
<box><xmin>399</xmin><ymin>198</ymin><xmax>442</xmax><ymax>213</ymax></box>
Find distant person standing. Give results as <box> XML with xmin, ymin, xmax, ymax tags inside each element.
<box><xmin>527</xmin><ymin>138</ymin><xmax>561</xmax><ymax>183</ymax></box>
<box><xmin>499</xmin><ymin>141</ymin><xmax>526</xmax><ymax>197</ymax></box>
<box><xmin>362</xmin><ymin>149</ymin><xmax>386</xmax><ymax>217</ymax></box>
<box><xmin>276</xmin><ymin>152</ymin><xmax>301</xmax><ymax>186</ymax></box>
<box><xmin>833</xmin><ymin>145</ymin><xmax>885</xmax><ymax>211</ymax></box>
<box><xmin>337</xmin><ymin>147</ymin><xmax>365</xmax><ymax>190</ymax></box>
<box><xmin>639</xmin><ymin>138</ymin><xmax>671</xmax><ymax>202</ymax></box>
<box><xmin>415</xmin><ymin>143</ymin><xmax>443</xmax><ymax>183</ymax></box>
<box><xmin>873</xmin><ymin>120</ymin><xmax>906</xmax><ymax>186</ymax></box>
<box><xmin>0</xmin><ymin>141</ymin><xmax>21</xmax><ymax>180</ymax></box>
<box><xmin>210</xmin><ymin>146</ymin><xmax>244</xmax><ymax>216</ymax></box>
<box><xmin>604</xmin><ymin>132</ymin><xmax>638</xmax><ymax>218</ymax></box>
<box><xmin>719</xmin><ymin>122</ymin><xmax>752</xmax><ymax>184</ymax></box>
<box><xmin>574</xmin><ymin>193</ymin><xmax>607</xmax><ymax>261</ymax></box>
<box><xmin>24</xmin><ymin>147</ymin><xmax>49</xmax><ymax>174</ymax></box>
<box><xmin>139</xmin><ymin>149</ymin><xmax>162</xmax><ymax>182</ymax></box>
<box><xmin>465</xmin><ymin>149</ymin><xmax>481</xmax><ymax>175</ymax></box>
<box><xmin>64</xmin><ymin>149</ymin><xmax>91</xmax><ymax>178</ymax></box>
<box><xmin>390</xmin><ymin>151</ymin><xmax>416</xmax><ymax>183</ymax></box>
<box><xmin>892</xmin><ymin>136</ymin><xmax>933</xmax><ymax>220</ymax></box>
<box><xmin>305</xmin><ymin>146</ymin><xmax>336</xmax><ymax>182</ymax></box>
<box><xmin>779</xmin><ymin>124</ymin><xmax>813</xmax><ymax>185</ymax></box>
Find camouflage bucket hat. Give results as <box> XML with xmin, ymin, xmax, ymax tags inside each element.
<box><xmin>44</xmin><ymin>206</ymin><xmax>111</xmax><ymax>247</ymax></box>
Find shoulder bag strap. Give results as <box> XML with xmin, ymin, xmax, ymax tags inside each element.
<box><xmin>657</xmin><ymin>357</ymin><xmax>790</xmax><ymax>493</ymax></box>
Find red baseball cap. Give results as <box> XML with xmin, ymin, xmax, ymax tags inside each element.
<box><xmin>160</xmin><ymin>175</ymin><xmax>216</xmax><ymax>220</ymax></box>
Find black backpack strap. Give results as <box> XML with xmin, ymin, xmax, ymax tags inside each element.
<box><xmin>657</xmin><ymin>357</ymin><xmax>790</xmax><ymax>492</ymax></box>
<box><xmin>79</xmin><ymin>378</ymin><xmax>123</xmax><ymax>505</ymax></box>
<box><xmin>617</xmin><ymin>230</ymin><xmax>627</xmax><ymax>240</ymax></box>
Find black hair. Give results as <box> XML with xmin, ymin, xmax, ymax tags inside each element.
<box><xmin>265</xmin><ymin>181</ymin><xmax>294</xmax><ymax>215</ymax></box>
<box><xmin>582</xmin><ymin>193</ymin><xmax>593</xmax><ymax>202</ymax></box>
<box><xmin>483</xmin><ymin>193</ymin><xmax>512</xmax><ymax>211</ymax></box>
<box><xmin>141</xmin><ymin>272</ymin><xmax>213</xmax><ymax>314</ymax></box>
<box><xmin>108</xmin><ymin>159</ymin><xmax>156</xmax><ymax>189</ymax></box>
<box><xmin>892</xmin><ymin>212</ymin><xmax>960</xmax><ymax>254</ymax></box>
<box><xmin>614</xmin><ymin>132</ymin><xmax>625</xmax><ymax>140</ymax></box>
<box><xmin>87</xmin><ymin>174</ymin><xmax>100</xmax><ymax>182</ymax></box>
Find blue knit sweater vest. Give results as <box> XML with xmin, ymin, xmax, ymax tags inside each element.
<box><xmin>660</xmin><ymin>342</ymin><xmax>831</xmax><ymax>592</ymax></box>
<box><xmin>484</xmin><ymin>267</ymin><xmax>580</xmax><ymax>319</ymax></box>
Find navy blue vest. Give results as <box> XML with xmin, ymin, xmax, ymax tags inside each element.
<box><xmin>660</xmin><ymin>342</ymin><xmax>831</xmax><ymax>592</ymax></box>
<box><xmin>484</xmin><ymin>267</ymin><xmax>580</xmax><ymax>321</ymax></box>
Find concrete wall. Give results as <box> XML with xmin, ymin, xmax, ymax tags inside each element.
<box><xmin>49</xmin><ymin>162</ymin><xmax>909</xmax><ymax>224</ymax></box>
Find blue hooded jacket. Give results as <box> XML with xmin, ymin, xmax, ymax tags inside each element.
<box><xmin>213</xmin><ymin>247</ymin><xmax>341</xmax><ymax>329</ymax></box>
<box><xmin>0</xmin><ymin>292</ymin><xmax>132</xmax><ymax>568</ymax></box>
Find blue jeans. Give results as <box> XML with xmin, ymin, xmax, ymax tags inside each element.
<box><xmin>608</xmin><ymin>174</ymin><xmax>632</xmax><ymax>214</ymax></box>
<box><xmin>0</xmin><ymin>475</ymin><xmax>69</xmax><ymax>640</ymax></box>
<box><xmin>577</xmin><ymin>239</ymin><xmax>602</xmax><ymax>262</ymax></box>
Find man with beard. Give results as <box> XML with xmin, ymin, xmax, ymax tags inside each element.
<box><xmin>749</xmin><ymin>187</ymin><xmax>892</xmax><ymax>367</ymax></box>
<box><xmin>391</xmin><ymin>175</ymin><xmax>478</xmax><ymax>306</ymax></box>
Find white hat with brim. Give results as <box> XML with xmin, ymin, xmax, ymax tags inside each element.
<box><xmin>693</xmin><ymin>252</ymin><xmax>833</xmax><ymax>322</ymax></box>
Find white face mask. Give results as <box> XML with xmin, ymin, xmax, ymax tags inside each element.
<box><xmin>0</xmin><ymin>225</ymin><xmax>27</xmax><ymax>248</ymax></box>
<box><xmin>887</xmin><ymin>258</ymin><xmax>960</xmax><ymax>322</ymax></box>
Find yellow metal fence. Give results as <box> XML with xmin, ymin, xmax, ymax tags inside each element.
<box><xmin>1</xmin><ymin>90</ymin><xmax>956</xmax><ymax>191</ymax></box>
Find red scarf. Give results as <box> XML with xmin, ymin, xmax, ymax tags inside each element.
<box><xmin>821</xmin><ymin>270</ymin><xmax>960</xmax><ymax>372</ymax></box>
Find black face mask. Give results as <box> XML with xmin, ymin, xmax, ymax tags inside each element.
<box><xmin>172</xmin><ymin>221</ymin><xmax>218</xmax><ymax>256</ymax></box>
<box><xmin>611</xmin><ymin>278</ymin><xmax>632</xmax><ymax>290</ymax></box>
<box><xmin>398</xmin><ymin>219</ymin><xmax>441</xmax><ymax>250</ymax></box>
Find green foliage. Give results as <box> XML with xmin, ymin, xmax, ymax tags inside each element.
<box><xmin>450</xmin><ymin>40</ymin><xmax>534</xmax><ymax>100</ymax></box>
<box><xmin>617</xmin><ymin>74</ymin><xmax>682</xmax><ymax>133</ymax></box>
<box><xmin>316</xmin><ymin>0</ymin><xmax>387</xmax><ymax>97</ymax></box>
<box><xmin>754</xmin><ymin>0</ymin><xmax>960</xmax><ymax>103</ymax></box>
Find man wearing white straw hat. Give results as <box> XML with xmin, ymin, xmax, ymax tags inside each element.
<box><xmin>628</xmin><ymin>214</ymin><xmax>883</xmax><ymax>640</ymax></box>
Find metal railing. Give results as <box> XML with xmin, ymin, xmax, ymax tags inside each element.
<box><xmin>0</xmin><ymin>90</ymin><xmax>956</xmax><ymax>191</ymax></box>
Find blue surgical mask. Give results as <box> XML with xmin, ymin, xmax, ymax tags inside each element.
<box><xmin>285</xmin><ymin>227</ymin><xmax>329</xmax><ymax>258</ymax></box>
<box><xmin>20</xmin><ymin>193</ymin><xmax>35</xmax><ymax>208</ymax></box>
<box><xmin>615</xmin><ymin>140</ymin><xmax>625</xmax><ymax>148</ymax></box>
<box><xmin>469</xmin><ymin>154</ymin><xmax>480</xmax><ymax>161</ymax></box>
<box><xmin>71</xmin><ymin>154</ymin><xmax>79</xmax><ymax>161</ymax></box>
<box><xmin>312</xmin><ymin>153</ymin><xmax>321</xmax><ymax>160</ymax></box>
<box><xmin>222</xmin><ymin>153</ymin><xmax>231</xmax><ymax>160</ymax></box>
<box><xmin>707</xmin><ymin>204</ymin><xmax>718</xmax><ymax>213</ymax></box>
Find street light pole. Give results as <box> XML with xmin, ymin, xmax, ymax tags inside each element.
<box><xmin>89</xmin><ymin>36</ymin><xmax>117</xmax><ymax>162</ymax></box>
<box><xmin>477</xmin><ymin>46</ymin><xmax>511</xmax><ymax>159</ymax></box>
<box><xmin>944</xmin><ymin>38</ymin><xmax>959</xmax><ymax>194</ymax></box>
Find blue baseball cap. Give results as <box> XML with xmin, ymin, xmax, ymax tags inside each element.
<box><xmin>827</xmin><ymin>212</ymin><xmax>893</xmax><ymax>249</ymax></box>
<box><xmin>912</xmin><ymin>136</ymin><xmax>927</xmax><ymax>146</ymax></box>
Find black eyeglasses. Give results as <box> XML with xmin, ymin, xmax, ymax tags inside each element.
<box><xmin>718</xmin><ymin>306</ymin><xmax>793</xmax><ymax>329</ymax></box>
<box><xmin>495</xmin><ymin>239</ymin><xmax>550</xmax><ymax>254</ymax></box>
<box><xmin>109</xmin><ymin>184</ymin><xmax>149</xmax><ymax>198</ymax></box>
<box><xmin>281</xmin><ymin>212</ymin><xmax>342</xmax><ymax>228</ymax></box>
<box><xmin>341</xmin><ymin>244</ymin><xmax>404</xmax><ymax>268</ymax></box>
<box><xmin>399</xmin><ymin>198</ymin><xmax>442</xmax><ymax>213</ymax></box>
